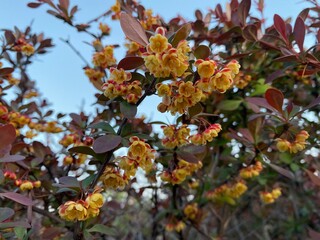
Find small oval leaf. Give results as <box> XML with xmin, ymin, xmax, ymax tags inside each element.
<box><xmin>117</xmin><ymin>57</ymin><xmax>144</xmax><ymax>70</ymax></box>
<box><xmin>93</xmin><ymin>135</ymin><xmax>122</xmax><ymax>153</ymax></box>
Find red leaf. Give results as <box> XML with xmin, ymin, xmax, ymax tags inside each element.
<box><xmin>4</xmin><ymin>31</ymin><xmax>15</xmax><ymax>45</ymax></box>
<box><xmin>177</xmin><ymin>151</ymin><xmax>199</xmax><ymax>164</ymax></box>
<box><xmin>0</xmin><ymin>155</ymin><xmax>24</xmax><ymax>163</ymax></box>
<box><xmin>243</xmin><ymin>24</ymin><xmax>257</xmax><ymax>41</ymax></box>
<box><xmin>171</xmin><ymin>23</ymin><xmax>192</xmax><ymax>47</ymax></box>
<box><xmin>27</xmin><ymin>2</ymin><xmax>42</xmax><ymax>8</ymax></box>
<box><xmin>245</xmin><ymin>97</ymin><xmax>277</xmax><ymax>112</ymax></box>
<box><xmin>120</xmin><ymin>12</ymin><xmax>148</xmax><ymax>47</ymax></box>
<box><xmin>238</xmin><ymin>0</ymin><xmax>251</xmax><ymax>27</ymax></box>
<box><xmin>0</xmin><ymin>67</ymin><xmax>14</xmax><ymax>77</ymax></box>
<box><xmin>266</xmin><ymin>69</ymin><xmax>284</xmax><ymax>83</ymax></box>
<box><xmin>0</xmin><ymin>192</ymin><xmax>33</xmax><ymax>206</ymax></box>
<box><xmin>273</xmin><ymin>14</ymin><xmax>287</xmax><ymax>42</ymax></box>
<box><xmin>0</xmin><ymin>124</ymin><xmax>16</xmax><ymax>147</ymax></box>
<box><xmin>305</xmin><ymin>169</ymin><xmax>320</xmax><ymax>187</ymax></box>
<box><xmin>117</xmin><ymin>57</ymin><xmax>144</xmax><ymax>70</ymax></box>
<box><xmin>308</xmin><ymin>228</ymin><xmax>320</xmax><ymax>240</ymax></box>
<box><xmin>298</xmin><ymin>8</ymin><xmax>309</xmax><ymax>21</ymax></box>
<box><xmin>93</xmin><ymin>135</ymin><xmax>122</xmax><ymax>154</ymax></box>
<box><xmin>294</xmin><ymin>17</ymin><xmax>305</xmax><ymax>52</ymax></box>
<box><xmin>195</xmin><ymin>9</ymin><xmax>203</xmax><ymax>20</ymax></box>
<box><xmin>194</xmin><ymin>45</ymin><xmax>211</xmax><ymax>59</ymax></box>
<box><xmin>265</xmin><ymin>88</ymin><xmax>284</xmax><ymax>113</ymax></box>
<box><xmin>268</xmin><ymin>163</ymin><xmax>294</xmax><ymax>180</ymax></box>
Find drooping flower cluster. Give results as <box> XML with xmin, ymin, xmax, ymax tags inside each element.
<box><xmin>58</xmin><ymin>192</ymin><xmax>104</xmax><ymax>221</ymax></box>
<box><xmin>84</xmin><ymin>67</ymin><xmax>105</xmax><ymax>82</ymax></box>
<box><xmin>189</xmin><ymin>124</ymin><xmax>222</xmax><ymax>145</ymax></box>
<box><xmin>143</xmin><ymin>27</ymin><xmax>190</xmax><ymax>78</ymax></box>
<box><xmin>15</xmin><ymin>179</ymin><xmax>41</xmax><ymax>191</ymax></box>
<box><xmin>156</xmin><ymin>81</ymin><xmax>203</xmax><ymax>114</ymax></box>
<box><xmin>165</xmin><ymin>218</ymin><xmax>186</xmax><ymax>232</ymax></box>
<box><xmin>233</xmin><ymin>71</ymin><xmax>252</xmax><ymax>89</ymax></box>
<box><xmin>140</xmin><ymin>9</ymin><xmax>160</xmax><ymax>30</ymax></box>
<box><xmin>160</xmin><ymin>158</ymin><xmax>202</xmax><ymax>185</ymax></box>
<box><xmin>13</xmin><ymin>38</ymin><xmax>35</xmax><ymax>56</ymax></box>
<box><xmin>195</xmin><ymin>59</ymin><xmax>240</xmax><ymax>94</ymax></box>
<box><xmin>239</xmin><ymin>161</ymin><xmax>263</xmax><ymax>179</ymax></box>
<box><xmin>260</xmin><ymin>188</ymin><xmax>282</xmax><ymax>204</ymax></box>
<box><xmin>206</xmin><ymin>181</ymin><xmax>248</xmax><ymax>205</ymax></box>
<box><xmin>101</xmin><ymin>136</ymin><xmax>156</xmax><ymax>189</ymax></box>
<box><xmin>102</xmin><ymin>68</ymin><xmax>142</xmax><ymax>104</ymax></box>
<box><xmin>161</xmin><ymin>124</ymin><xmax>190</xmax><ymax>149</ymax></box>
<box><xmin>92</xmin><ymin>45</ymin><xmax>116</xmax><ymax>69</ymax></box>
<box><xmin>276</xmin><ymin>130</ymin><xmax>309</xmax><ymax>154</ymax></box>
<box><xmin>183</xmin><ymin>203</ymin><xmax>199</xmax><ymax>221</ymax></box>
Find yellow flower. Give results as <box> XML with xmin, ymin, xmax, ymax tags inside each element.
<box><xmin>101</xmin><ymin>166</ymin><xmax>127</xmax><ymax>190</ymax></box>
<box><xmin>157</xmin><ymin>83</ymin><xmax>171</xmax><ymax>97</ymax></box>
<box><xmin>178</xmin><ymin>81</ymin><xmax>195</xmax><ymax>97</ymax></box>
<box><xmin>271</xmin><ymin>188</ymin><xmax>282</xmax><ymax>199</ymax></box>
<box><xmin>226</xmin><ymin>60</ymin><xmax>241</xmax><ymax>78</ymax></box>
<box><xmin>276</xmin><ymin>138</ymin><xmax>290</xmax><ymax>152</ymax></box>
<box><xmin>195</xmin><ymin>59</ymin><xmax>216</xmax><ymax>78</ymax></box>
<box><xmin>99</xmin><ymin>23</ymin><xmax>110</xmax><ymax>35</ymax></box>
<box><xmin>58</xmin><ymin>200</ymin><xmax>88</xmax><ymax>221</ymax></box>
<box><xmin>20</xmin><ymin>181</ymin><xmax>34</xmax><ymax>191</ymax></box>
<box><xmin>86</xmin><ymin>193</ymin><xmax>104</xmax><ymax>209</ymax></box>
<box><xmin>260</xmin><ymin>192</ymin><xmax>274</xmax><ymax>204</ymax></box>
<box><xmin>21</xmin><ymin>44</ymin><xmax>34</xmax><ymax>56</ymax></box>
<box><xmin>148</xmin><ymin>34</ymin><xmax>168</xmax><ymax>54</ymax></box>
<box><xmin>210</xmin><ymin>68</ymin><xmax>233</xmax><ymax>93</ymax></box>
<box><xmin>33</xmin><ymin>180</ymin><xmax>41</xmax><ymax>188</ymax></box>
<box><xmin>183</xmin><ymin>203</ymin><xmax>198</xmax><ymax>220</ymax></box>
<box><xmin>128</xmin><ymin>139</ymin><xmax>147</xmax><ymax>157</ymax></box>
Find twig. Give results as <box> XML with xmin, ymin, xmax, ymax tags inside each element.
<box><xmin>60</xmin><ymin>38</ymin><xmax>90</xmax><ymax>66</ymax></box>
<box><xmin>32</xmin><ymin>206</ymin><xmax>64</xmax><ymax>224</ymax></box>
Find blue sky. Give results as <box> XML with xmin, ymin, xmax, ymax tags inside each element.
<box><xmin>0</xmin><ymin>0</ymin><xmax>312</xmax><ymax>122</ymax></box>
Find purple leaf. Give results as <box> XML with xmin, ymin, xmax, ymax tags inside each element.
<box><xmin>120</xmin><ymin>12</ymin><xmax>148</xmax><ymax>47</ymax></box>
<box><xmin>117</xmin><ymin>57</ymin><xmax>144</xmax><ymax>70</ymax></box>
<box><xmin>0</xmin><ymin>192</ymin><xmax>33</xmax><ymax>206</ymax></box>
<box><xmin>0</xmin><ymin>154</ymin><xmax>25</xmax><ymax>163</ymax></box>
<box><xmin>93</xmin><ymin>135</ymin><xmax>122</xmax><ymax>154</ymax></box>
<box><xmin>274</xmin><ymin>14</ymin><xmax>287</xmax><ymax>42</ymax></box>
<box><xmin>265</xmin><ymin>88</ymin><xmax>284</xmax><ymax>113</ymax></box>
<box><xmin>294</xmin><ymin>17</ymin><xmax>305</xmax><ymax>52</ymax></box>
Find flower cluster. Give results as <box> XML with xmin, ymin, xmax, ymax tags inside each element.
<box><xmin>110</xmin><ymin>0</ymin><xmax>121</xmax><ymax>20</ymax></box>
<box><xmin>13</xmin><ymin>38</ymin><xmax>35</xmax><ymax>56</ymax></box>
<box><xmin>260</xmin><ymin>188</ymin><xmax>282</xmax><ymax>204</ymax></box>
<box><xmin>58</xmin><ymin>192</ymin><xmax>104</xmax><ymax>221</ymax></box>
<box><xmin>206</xmin><ymin>181</ymin><xmax>248</xmax><ymax>205</ymax></box>
<box><xmin>125</xmin><ymin>40</ymin><xmax>143</xmax><ymax>56</ymax></box>
<box><xmin>84</xmin><ymin>67</ymin><xmax>105</xmax><ymax>82</ymax></box>
<box><xmin>189</xmin><ymin>124</ymin><xmax>222</xmax><ymax>145</ymax></box>
<box><xmin>161</xmin><ymin>124</ymin><xmax>190</xmax><ymax>149</ymax></box>
<box><xmin>4</xmin><ymin>170</ymin><xmax>17</xmax><ymax>180</ymax></box>
<box><xmin>15</xmin><ymin>179</ymin><xmax>41</xmax><ymax>191</ymax></box>
<box><xmin>101</xmin><ymin>136</ymin><xmax>156</xmax><ymax>189</ymax></box>
<box><xmin>156</xmin><ymin>81</ymin><xmax>203</xmax><ymax>114</ymax></box>
<box><xmin>102</xmin><ymin>68</ymin><xmax>142</xmax><ymax>104</ymax></box>
<box><xmin>276</xmin><ymin>130</ymin><xmax>309</xmax><ymax>154</ymax></box>
<box><xmin>92</xmin><ymin>45</ymin><xmax>116</xmax><ymax>69</ymax></box>
<box><xmin>143</xmin><ymin>27</ymin><xmax>190</xmax><ymax>78</ymax></box>
<box><xmin>99</xmin><ymin>23</ymin><xmax>110</xmax><ymax>35</ymax></box>
<box><xmin>165</xmin><ymin>219</ymin><xmax>185</xmax><ymax>232</ymax></box>
<box><xmin>160</xmin><ymin>158</ymin><xmax>202</xmax><ymax>185</ymax></box>
<box><xmin>233</xmin><ymin>71</ymin><xmax>252</xmax><ymax>89</ymax></box>
<box><xmin>183</xmin><ymin>203</ymin><xmax>199</xmax><ymax>221</ymax></box>
<box><xmin>195</xmin><ymin>59</ymin><xmax>240</xmax><ymax>94</ymax></box>
<box><xmin>239</xmin><ymin>161</ymin><xmax>263</xmax><ymax>179</ymax></box>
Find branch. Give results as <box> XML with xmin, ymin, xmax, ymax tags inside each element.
<box><xmin>60</xmin><ymin>38</ymin><xmax>90</xmax><ymax>66</ymax></box>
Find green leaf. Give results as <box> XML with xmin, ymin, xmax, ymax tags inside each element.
<box><xmin>87</xmin><ymin>224</ymin><xmax>117</xmax><ymax>236</ymax></box>
<box><xmin>88</xmin><ymin>122</ymin><xmax>115</xmax><ymax>134</ymax></box>
<box><xmin>93</xmin><ymin>135</ymin><xmax>122</xmax><ymax>153</ymax></box>
<box><xmin>69</xmin><ymin>146</ymin><xmax>96</xmax><ymax>157</ymax></box>
<box><xmin>120</xmin><ymin>101</ymin><xmax>137</xmax><ymax>119</ymax></box>
<box><xmin>56</xmin><ymin>176</ymin><xmax>80</xmax><ymax>188</ymax></box>
<box><xmin>56</xmin><ymin>187</ymin><xmax>79</xmax><ymax>194</ymax></box>
<box><xmin>82</xmin><ymin>175</ymin><xmax>95</xmax><ymax>189</ymax></box>
<box><xmin>14</xmin><ymin>227</ymin><xmax>27</xmax><ymax>239</ymax></box>
<box><xmin>290</xmin><ymin>163</ymin><xmax>300</xmax><ymax>172</ymax></box>
<box><xmin>217</xmin><ymin>100</ymin><xmax>243</xmax><ymax>111</ymax></box>
<box><xmin>0</xmin><ymin>207</ymin><xmax>14</xmax><ymax>222</ymax></box>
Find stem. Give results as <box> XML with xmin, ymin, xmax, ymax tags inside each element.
<box><xmin>60</xmin><ymin>38</ymin><xmax>90</xmax><ymax>66</ymax></box>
